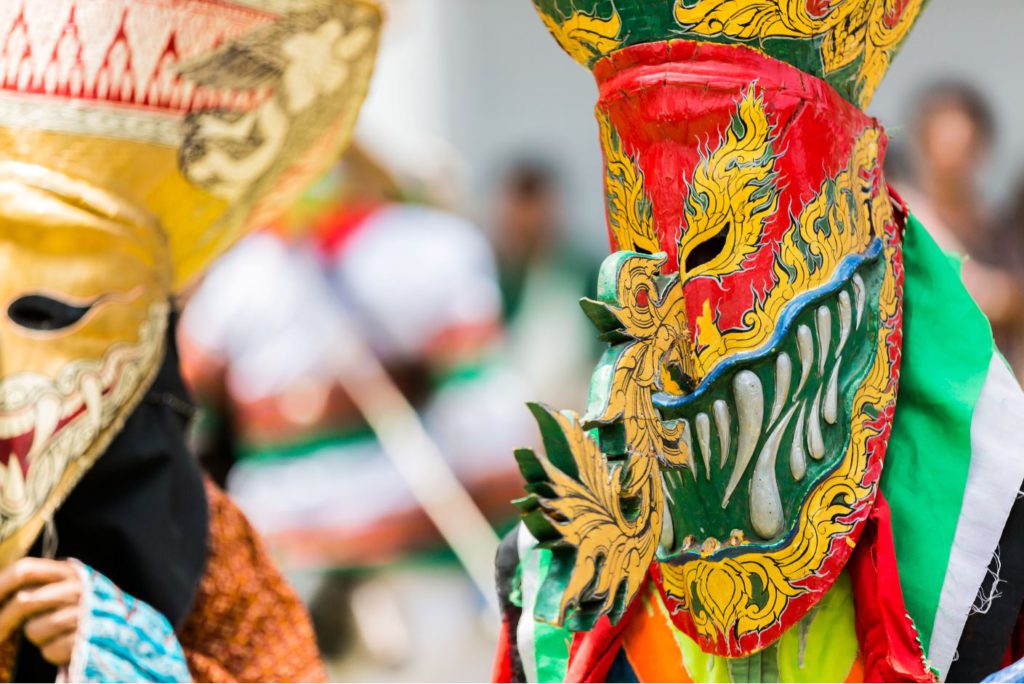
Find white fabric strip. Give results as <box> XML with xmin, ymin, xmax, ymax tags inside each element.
<box><xmin>929</xmin><ymin>356</ymin><xmax>1024</xmax><ymax>679</ymax></box>
<box><xmin>517</xmin><ymin>524</ymin><xmax>542</xmax><ymax>684</ymax></box>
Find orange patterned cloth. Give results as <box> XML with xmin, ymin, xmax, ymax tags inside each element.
<box><xmin>0</xmin><ymin>481</ymin><xmax>326</xmax><ymax>683</ymax></box>
<box><xmin>177</xmin><ymin>481</ymin><xmax>327</xmax><ymax>683</ymax></box>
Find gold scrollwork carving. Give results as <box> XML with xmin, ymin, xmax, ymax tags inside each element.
<box><xmin>674</xmin><ymin>0</ymin><xmax>924</xmax><ymax>107</ymax></box>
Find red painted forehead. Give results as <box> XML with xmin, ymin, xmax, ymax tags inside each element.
<box><xmin>594</xmin><ymin>40</ymin><xmax>881</xmax><ymax>341</ymax></box>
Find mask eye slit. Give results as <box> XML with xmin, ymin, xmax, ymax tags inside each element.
<box><xmin>8</xmin><ymin>295</ymin><xmax>93</xmax><ymax>332</ymax></box>
<box><xmin>684</xmin><ymin>222</ymin><xmax>730</xmax><ymax>275</ymax></box>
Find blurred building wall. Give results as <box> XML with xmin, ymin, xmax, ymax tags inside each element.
<box><xmin>357</xmin><ymin>0</ymin><xmax>1021</xmax><ymax>250</ymax></box>
<box><xmin>357</xmin><ymin>0</ymin><xmax>605</xmax><ymax>251</ymax></box>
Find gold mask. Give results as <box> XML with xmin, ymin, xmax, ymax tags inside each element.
<box><xmin>0</xmin><ymin>0</ymin><xmax>381</xmax><ymax>563</ymax></box>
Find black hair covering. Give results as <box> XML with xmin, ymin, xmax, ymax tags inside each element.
<box><xmin>13</xmin><ymin>315</ymin><xmax>209</xmax><ymax>682</ymax></box>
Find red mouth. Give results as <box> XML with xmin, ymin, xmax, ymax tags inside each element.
<box><xmin>0</xmin><ymin>402</ymin><xmax>87</xmax><ymax>475</ymax></box>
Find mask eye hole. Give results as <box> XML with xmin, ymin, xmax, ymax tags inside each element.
<box><xmin>8</xmin><ymin>295</ymin><xmax>93</xmax><ymax>332</ymax></box>
<box><xmin>684</xmin><ymin>222</ymin><xmax>730</xmax><ymax>275</ymax></box>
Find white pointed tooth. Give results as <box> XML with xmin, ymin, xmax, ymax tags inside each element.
<box><xmin>696</xmin><ymin>413</ymin><xmax>712</xmax><ymax>480</ymax></box>
<box><xmin>824</xmin><ymin>360</ymin><xmax>840</xmax><ymax>425</ymax></box>
<box><xmin>836</xmin><ymin>291</ymin><xmax>852</xmax><ymax>358</ymax></box>
<box><xmin>722</xmin><ymin>371</ymin><xmax>763</xmax><ymax>508</ymax></box>
<box><xmin>796</xmin><ymin>325</ymin><xmax>813</xmax><ymax>395</ymax></box>
<box><xmin>6</xmin><ymin>458</ymin><xmax>24</xmax><ymax>507</ymax></box>
<box><xmin>681</xmin><ymin>419</ymin><xmax>697</xmax><ymax>481</ymax></box>
<box><xmin>853</xmin><ymin>274</ymin><xmax>866</xmax><ymax>328</ymax></box>
<box><xmin>750</xmin><ymin>406</ymin><xmax>796</xmax><ymax>539</ymax></box>
<box><xmin>659</xmin><ymin>486</ymin><xmax>674</xmax><ymax>554</ymax></box>
<box><xmin>80</xmin><ymin>375</ymin><xmax>103</xmax><ymax>430</ymax></box>
<box><xmin>815</xmin><ymin>306</ymin><xmax>831</xmax><ymax>375</ymax></box>
<box><xmin>713</xmin><ymin>400</ymin><xmax>730</xmax><ymax>469</ymax></box>
<box><xmin>808</xmin><ymin>386</ymin><xmax>826</xmax><ymax>460</ymax></box>
<box><xmin>28</xmin><ymin>394</ymin><xmax>61</xmax><ymax>462</ymax></box>
<box><xmin>771</xmin><ymin>353</ymin><xmax>792</xmax><ymax>424</ymax></box>
<box><xmin>790</xmin><ymin>405</ymin><xmax>807</xmax><ymax>481</ymax></box>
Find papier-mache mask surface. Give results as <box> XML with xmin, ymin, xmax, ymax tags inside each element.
<box><xmin>0</xmin><ymin>0</ymin><xmax>381</xmax><ymax>566</ymax></box>
<box><xmin>516</xmin><ymin>0</ymin><xmax>924</xmax><ymax>658</ymax></box>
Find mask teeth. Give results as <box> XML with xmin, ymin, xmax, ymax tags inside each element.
<box><xmin>659</xmin><ymin>484</ymin><xmax>674</xmax><ymax>554</ymax></box>
<box><xmin>789</xmin><ymin>405</ymin><xmax>807</xmax><ymax>481</ymax></box>
<box><xmin>721</xmin><ymin>370</ymin><xmax>763</xmax><ymax>509</ymax></box>
<box><xmin>836</xmin><ymin>290</ymin><xmax>852</xmax><ymax>357</ymax></box>
<box><xmin>852</xmin><ymin>274</ymin><xmax>866</xmax><ymax>328</ymax></box>
<box><xmin>795</xmin><ymin>324</ymin><xmax>814</xmax><ymax>395</ymax></box>
<box><xmin>815</xmin><ymin>306</ymin><xmax>832</xmax><ymax>375</ymax></box>
<box><xmin>680</xmin><ymin>419</ymin><xmax>696</xmax><ymax>482</ymax></box>
<box><xmin>0</xmin><ymin>302</ymin><xmax>166</xmax><ymax>535</ymax></box>
<box><xmin>712</xmin><ymin>400</ymin><xmax>730</xmax><ymax>469</ymax></box>
<box><xmin>27</xmin><ymin>394</ymin><xmax>61</xmax><ymax>464</ymax></box>
<box><xmin>695</xmin><ymin>412</ymin><xmax>712</xmax><ymax>480</ymax></box>
<box><xmin>824</xmin><ymin>362</ymin><xmax>840</xmax><ymax>426</ymax></box>
<box><xmin>749</xmin><ymin>405</ymin><xmax>797</xmax><ymax>539</ymax></box>
<box><xmin>807</xmin><ymin>386</ymin><xmax>825</xmax><ymax>461</ymax></box>
<box><xmin>80</xmin><ymin>374</ymin><xmax>103</xmax><ymax>430</ymax></box>
<box><xmin>676</xmin><ymin>278</ymin><xmax>865</xmax><ymax>546</ymax></box>
<box><xmin>0</xmin><ymin>406</ymin><xmax>33</xmax><ymax>439</ymax></box>
<box><xmin>770</xmin><ymin>353</ymin><xmax>791</xmax><ymax>425</ymax></box>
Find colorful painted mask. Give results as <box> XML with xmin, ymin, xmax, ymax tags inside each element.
<box><xmin>516</xmin><ymin>0</ymin><xmax>924</xmax><ymax>658</ymax></box>
<box><xmin>0</xmin><ymin>0</ymin><xmax>381</xmax><ymax>566</ymax></box>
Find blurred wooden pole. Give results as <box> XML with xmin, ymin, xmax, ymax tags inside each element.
<box><xmin>330</xmin><ymin>309</ymin><xmax>501</xmax><ymax>618</ymax></box>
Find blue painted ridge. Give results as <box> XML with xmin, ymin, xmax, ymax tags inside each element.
<box><xmin>654</xmin><ymin>237</ymin><xmax>883</xmax><ymax>412</ymax></box>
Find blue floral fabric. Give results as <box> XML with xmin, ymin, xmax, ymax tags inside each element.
<box><xmin>64</xmin><ymin>562</ymin><xmax>191</xmax><ymax>683</ymax></box>
<box><xmin>986</xmin><ymin>659</ymin><xmax>1024</xmax><ymax>683</ymax></box>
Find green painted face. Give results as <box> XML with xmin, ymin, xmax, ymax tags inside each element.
<box><xmin>652</xmin><ymin>246</ymin><xmax>884</xmax><ymax>551</ymax></box>
<box><xmin>531</xmin><ymin>0</ymin><xmax>927</xmax><ymax>108</ymax></box>
<box><xmin>570</xmin><ymin>226</ymin><xmax>886</xmax><ymax>558</ymax></box>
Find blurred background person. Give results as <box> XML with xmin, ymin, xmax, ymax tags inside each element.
<box><xmin>897</xmin><ymin>80</ymin><xmax>1024</xmax><ymax>374</ymax></box>
<box><xmin>178</xmin><ymin>145</ymin><xmax>534</xmax><ymax>681</ymax></box>
<box><xmin>492</xmin><ymin>160</ymin><xmax>600</xmax><ymax>412</ymax></box>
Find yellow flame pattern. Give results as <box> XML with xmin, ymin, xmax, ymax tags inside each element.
<box><xmin>680</xmin><ymin>89</ymin><xmax>779</xmax><ymax>285</ymax></box>
<box><xmin>599</xmin><ymin>110</ymin><xmax>662</xmax><ymax>255</ymax></box>
<box><xmin>694</xmin><ymin>124</ymin><xmax>893</xmax><ymax>378</ymax></box>
<box><xmin>527</xmin><ymin>252</ymin><xmax>694</xmax><ymax>624</ymax></box>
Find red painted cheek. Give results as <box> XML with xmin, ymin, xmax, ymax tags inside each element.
<box><xmin>680</xmin><ymin>244</ymin><xmax>783</xmax><ymax>349</ymax></box>
<box><xmin>806</xmin><ymin>0</ymin><xmax>833</xmax><ymax>16</ymax></box>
